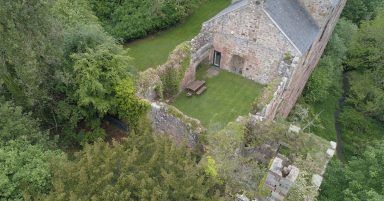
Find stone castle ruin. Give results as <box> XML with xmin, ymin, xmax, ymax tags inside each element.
<box><xmin>183</xmin><ymin>0</ymin><xmax>346</xmax><ymax>120</ymax></box>
<box><xmin>136</xmin><ymin>1</ymin><xmax>344</xmax><ymax>198</ymax></box>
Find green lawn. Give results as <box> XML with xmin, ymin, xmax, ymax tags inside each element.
<box><xmin>126</xmin><ymin>0</ymin><xmax>231</xmax><ymax>71</ymax></box>
<box><xmin>172</xmin><ymin>65</ymin><xmax>264</xmax><ymax>132</ymax></box>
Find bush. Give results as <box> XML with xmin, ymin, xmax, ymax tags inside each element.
<box><xmin>114</xmin><ymin>78</ymin><xmax>150</xmax><ymax>127</ymax></box>
<box><xmin>89</xmin><ymin>0</ymin><xmax>203</xmax><ymax>41</ymax></box>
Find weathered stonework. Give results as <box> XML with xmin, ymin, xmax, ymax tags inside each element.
<box><xmin>188</xmin><ymin>0</ymin><xmax>300</xmax><ymax>85</ymax></box>
<box><xmin>149</xmin><ymin>102</ymin><xmax>205</xmax><ymax>148</ymax></box>
<box><xmin>265</xmin><ymin>157</ymin><xmax>300</xmax><ymax>201</ymax></box>
<box><xmin>185</xmin><ymin>0</ymin><xmax>346</xmax><ymax>120</ymax></box>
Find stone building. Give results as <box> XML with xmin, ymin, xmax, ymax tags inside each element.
<box><xmin>183</xmin><ymin>0</ymin><xmax>346</xmax><ymax>120</ymax></box>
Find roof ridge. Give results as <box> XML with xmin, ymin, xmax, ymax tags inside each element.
<box><xmin>206</xmin><ymin>0</ymin><xmax>249</xmax><ymax>22</ymax></box>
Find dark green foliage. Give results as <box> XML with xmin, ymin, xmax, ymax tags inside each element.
<box><xmin>338</xmin><ymin>106</ymin><xmax>384</xmax><ymax>159</ymax></box>
<box><xmin>303</xmin><ymin>19</ymin><xmax>357</xmax><ymax>103</ymax></box>
<box><xmin>342</xmin><ymin>0</ymin><xmax>384</xmax><ymax>24</ymax></box>
<box><xmin>161</xmin><ymin>65</ymin><xmax>181</xmax><ymax>98</ymax></box>
<box><xmin>347</xmin><ymin>9</ymin><xmax>384</xmax><ymax>71</ymax></box>
<box><xmin>42</xmin><ymin>127</ymin><xmax>223</xmax><ymax>200</ymax></box>
<box><xmin>346</xmin><ymin>10</ymin><xmax>384</xmax><ymax>122</ymax></box>
<box><xmin>346</xmin><ymin>72</ymin><xmax>384</xmax><ymax>122</ymax></box>
<box><xmin>304</xmin><ymin>4</ymin><xmax>384</xmax><ymax>200</ymax></box>
<box><xmin>0</xmin><ymin>99</ymin><xmax>61</xmax><ymax>200</ymax></box>
<box><xmin>0</xmin><ymin>98</ymin><xmax>48</xmax><ymax>145</ymax></box>
<box><xmin>0</xmin><ymin>0</ymin><xmax>63</xmax><ymax>111</ymax></box>
<box><xmin>89</xmin><ymin>0</ymin><xmax>203</xmax><ymax>41</ymax></box>
<box><xmin>319</xmin><ymin>142</ymin><xmax>384</xmax><ymax>201</ymax></box>
<box><xmin>0</xmin><ymin>141</ymin><xmax>60</xmax><ymax>200</ymax></box>
<box><xmin>1</xmin><ymin>0</ymin><xmax>147</xmax><ymax>146</ymax></box>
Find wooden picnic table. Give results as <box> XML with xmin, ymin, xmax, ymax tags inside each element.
<box><xmin>186</xmin><ymin>80</ymin><xmax>206</xmax><ymax>92</ymax></box>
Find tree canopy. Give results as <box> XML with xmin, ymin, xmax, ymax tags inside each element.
<box><xmin>42</xmin><ymin>130</ymin><xmax>222</xmax><ymax>201</ymax></box>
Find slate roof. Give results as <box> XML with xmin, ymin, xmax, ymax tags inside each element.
<box><xmin>264</xmin><ymin>0</ymin><xmax>320</xmax><ymax>54</ymax></box>
<box><xmin>330</xmin><ymin>0</ymin><xmax>341</xmax><ymax>6</ymax></box>
<box><xmin>209</xmin><ymin>0</ymin><xmax>249</xmax><ymax>21</ymax></box>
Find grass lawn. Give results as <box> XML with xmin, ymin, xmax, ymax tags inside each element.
<box><xmin>126</xmin><ymin>0</ymin><xmax>231</xmax><ymax>71</ymax></box>
<box><xmin>172</xmin><ymin>65</ymin><xmax>264</xmax><ymax>132</ymax></box>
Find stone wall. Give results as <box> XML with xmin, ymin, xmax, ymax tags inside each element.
<box><xmin>274</xmin><ymin>0</ymin><xmax>346</xmax><ymax>118</ymax></box>
<box><xmin>211</xmin><ymin>1</ymin><xmax>300</xmax><ymax>84</ymax></box>
<box><xmin>137</xmin><ymin>42</ymin><xmax>191</xmax><ymax>101</ymax></box>
<box><xmin>265</xmin><ymin>157</ymin><xmax>300</xmax><ymax>201</ymax></box>
<box><xmin>187</xmin><ymin>0</ymin><xmax>299</xmax><ymax>85</ymax></box>
<box><xmin>149</xmin><ymin>102</ymin><xmax>206</xmax><ymax>148</ymax></box>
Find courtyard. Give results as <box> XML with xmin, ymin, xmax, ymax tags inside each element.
<box><xmin>172</xmin><ymin>65</ymin><xmax>264</xmax><ymax>132</ymax></box>
<box><xmin>126</xmin><ymin>0</ymin><xmax>231</xmax><ymax>71</ymax></box>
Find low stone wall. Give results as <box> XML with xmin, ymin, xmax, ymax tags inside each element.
<box><xmin>137</xmin><ymin>42</ymin><xmax>191</xmax><ymax>101</ymax></box>
<box><xmin>149</xmin><ymin>102</ymin><xmax>206</xmax><ymax>148</ymax></box>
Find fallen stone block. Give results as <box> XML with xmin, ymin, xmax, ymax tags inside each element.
<box><xmin>326</xmin><ymin>148</ymin><xmax>335</xmax><ymax>158</ymax></box>
<box><xmin>312</xmin><ymin>174</ymin><xmax>323</xmax><ymax>188</ymax></box>
<box><xmin>289</xmin><ymin>125</ymin><xmax>301</xmax><ymax>133</ymax></box>
<box><xmin>330</xmin><ymin>141</ymin><xmax>337</xmax><ymax>150</ymax></box>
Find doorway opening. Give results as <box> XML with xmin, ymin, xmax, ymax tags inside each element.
<box><xmin>230</xmin><ymin>55</ymin><xmax>245</xmax><ymax>74</ymax></box>
<box><xmin>213</xmin><ymin>51</ymin><xmax>221</xmax><ymax>67</ymax></box>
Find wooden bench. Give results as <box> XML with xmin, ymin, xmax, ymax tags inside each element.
<box><xmin>186</xmin><ymin>80</ymin><xmax>205</xmax><ymax>92</ymax></box>
<box><xmin>196</xmin><ymin>86</ymin><xmax>207</xmax><ymax>95</ymax></box>
<box><xmin>186</xmin><ymin>80</ymin><xmax>207</xmax><ymax>96</ymax></box>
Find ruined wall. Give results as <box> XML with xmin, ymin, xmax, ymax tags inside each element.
<box><xmin>149</xmin><ymin>102</ymin><xmax>205</xmax><ymax>148</ymax></box>
<box><xmin>274</xmin><ymin>0</ymin><xmax>346</xmax><ymax>118</ymax></box>
<box><xmin>137</xmin><ymin>42</ymin><xmax>191</xmax><ymax>100</ymax></box>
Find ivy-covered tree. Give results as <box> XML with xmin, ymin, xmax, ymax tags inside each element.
<box><xmin>71</xmin><ymin>42</ymin><xmax>131</xmax><ymax>118</ymax></box>
<box><xmin>1</xmin><ymin>0</ymin><xmax>146</xmax><ymax>145</ymax></box>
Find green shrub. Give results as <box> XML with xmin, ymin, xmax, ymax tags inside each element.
<box><xmin>114</xmin><ymin>78</ymin><xmax>150</xmax><ymax>127</ymax></box>
<box><xmin>90</xmin><ymin>0</ymin><xmax>203</xmax><ymax>41</ymax></box>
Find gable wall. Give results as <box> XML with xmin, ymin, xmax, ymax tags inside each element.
<box><xmin>206</xmin><ymin>1</ymin><xmax>299</xmax><ymax>84</ymax></box>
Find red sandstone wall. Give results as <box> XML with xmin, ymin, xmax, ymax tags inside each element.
<box><xmin>274</xmin><ymin>0</ymin><xmax>347</xmax><ymax>118</ymax></box>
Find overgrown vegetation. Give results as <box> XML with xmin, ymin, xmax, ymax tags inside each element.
<box><xmin>0</xmin><ymin>0</ymin><xmax>148</xmax><ymax>146</ymax></box>
<box><xmin>42</xmin><ymin>124</ymin><xmax>223</xmax><ymax>200</ymax></box>
<box><xmin>89</xmin><ymin>0</ymin><xmax>204</xmax><ymax>41</ymax></box>
<box><xmin>205</xmin><ymin>118</ymin><xmax>329</xmax><ymax>200</ymax></box>
<box><xmin>295</xmin><ymin>1</ymin><xmax>384</xmax><ymax>200</ymax></box>
<box><xmin>0</xmin><ymin>1</ymin><xmax>233</xmax><ymax>200</ymax></box>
